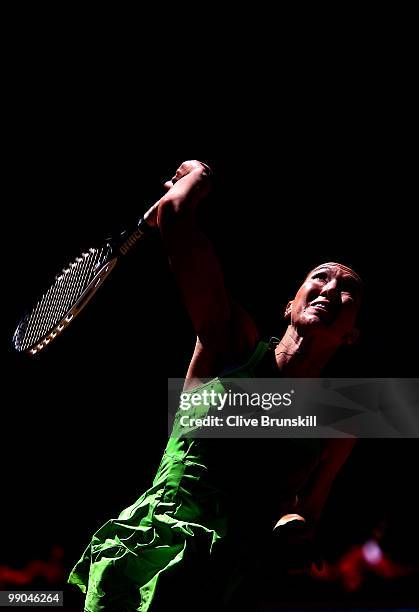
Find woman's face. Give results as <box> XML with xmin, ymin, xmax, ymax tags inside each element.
<box><xmin>286</xmin><ymin>263</ymin><xmax>362</xmax><ymax>347</ymax></box>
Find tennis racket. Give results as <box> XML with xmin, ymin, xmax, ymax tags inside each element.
<box><xmin>13</xmin><ymin>215</ymin><xmax>155</xmax><ymax>356</ymax></box>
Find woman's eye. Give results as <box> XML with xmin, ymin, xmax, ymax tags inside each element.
<box><xmin>341</xmin><ymin>282</ymin><xmax>356</xmax><ymax>295</ymax></box>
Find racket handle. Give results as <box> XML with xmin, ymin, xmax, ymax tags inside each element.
<box><xmin>142</xmin><ymin>201</ymin><xmax>160</xmax><ymax>228</ymax></box>
<box><xmin>118</xmin><ymin>216</ymin><xmax>155</xmax><ymax>256</ymax></box>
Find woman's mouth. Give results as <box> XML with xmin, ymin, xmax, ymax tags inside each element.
<box><xmin>306</xmin><ymin>300</ymin><xmax>333</xmax><ymax>316</ymax></box>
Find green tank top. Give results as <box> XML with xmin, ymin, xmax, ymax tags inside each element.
<box><xmin>68</xmin><ymin>338</ymin><xmax>323</xmax><ymax>612</ymax></box>
<box><xmin>169</xmin><ymin>339</ymin><xmax>270</xmax><ymax>441</ymax></box>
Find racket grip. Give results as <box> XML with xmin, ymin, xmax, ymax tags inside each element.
<box><xmin>137</xmin><ymin>215</ymin><xmax>155</xmax><ymax>233</ymax></box>
<box><xmin>142</xmin><ymin>201</ymin><xmax>160</xmax><ymax>229</ymax></box>
<box><xmin>118</xmin><ymin>216</ymin><xmax>155</xmax><ymax>256</ymax></box>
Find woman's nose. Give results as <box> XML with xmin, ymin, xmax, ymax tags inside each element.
<box><xmin>321</xmin><ymin>278</ymin><xmax>338</xmax><ymax>297</ymax></box>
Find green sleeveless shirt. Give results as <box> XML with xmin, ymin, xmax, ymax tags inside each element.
<box><xmin>68</xmin><ymin>340</ymin><xmax>273</xmax><ymax>611</ymax></box>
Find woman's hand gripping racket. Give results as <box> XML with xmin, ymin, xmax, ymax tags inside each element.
<box><xmin>13</xmin><ymin>160</ymin><xmax>212</xmax><ymax>356</ymax></box>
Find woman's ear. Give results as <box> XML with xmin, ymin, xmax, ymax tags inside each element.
<box><xmin>284</xmin><ymin>301</ymin><xmax>293</xmax><ymax>320</ymax></box>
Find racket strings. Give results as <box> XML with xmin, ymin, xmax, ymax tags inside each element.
<box><xmin>19</xmin><ymin>246</ymin><xmax>109</xmax><ymax>351</ymax></box>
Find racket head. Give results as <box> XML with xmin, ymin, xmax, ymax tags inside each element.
<box><xmin>13</xmin><ymin>216</ymin><xmax>152</xmax><ymax>356</ymax></box>
<box><xmin>13</xmin><ymin>243</ymin><xmax>118</xmax><ymax>355</ymax></box>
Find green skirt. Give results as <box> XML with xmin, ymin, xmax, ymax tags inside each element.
<box><xmin>68</xmin><ymin>435</ymin><xmax>233</xmax><ymax>612</ymax></box>
<box><xmin>69</xmin><ymin>345</ymin><xmax>324</xmax><ymax>611</ymax></box>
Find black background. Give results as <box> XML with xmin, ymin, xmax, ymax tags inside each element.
<box><xmin>3</xmin><ymin>26</ymin><xmax>418</xmax><ymax>609</ymax></box>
